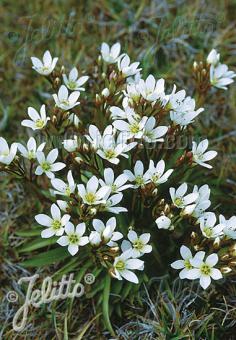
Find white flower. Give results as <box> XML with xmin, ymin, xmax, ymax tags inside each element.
<box><xmin>35</xmin><ymin>203</ymin><xmax>70</xmax><ymax>238</ymax></box>
<box><xmin>137</xmin><ymin>75</ymin><xmax>165</xmax><ymax>102</ymax></box>
<box><xmin>123</xmin><ymin>83</ymin><xmax>141</xmax><ymax>104</ymax></box>
<box><xmin>169</xmin><ymin>93</ymin><xmax>204</xmax><ymax>128</ymax></box>
<box><xmin>142</xmin><ymin>117</ymin><xmax>168</xmax><ymax>143</ymax></box>
<box><xmin>124</xmin><ymin>160</ymin><xmax>150</xmax><ymax>188</ymax></box>
<box><xmin>101</xmin><ymin>42</ymin><xmax>121</xmax><ymax>64</ymax></box>
<box><xmin>96</xmin><ymin>129</ymin><xmax>137</xmax><ymax>165</ymax></box>
<box><xmin>219</xmin><ymin>214</ymin><xmax>236</xmax><ymax>239</ymax></box>
<box><xmin>102</xmin><ymin>193</ymin><xmax>127</xmax><ymax>214</ymax></box>
<box><xmin>199</xmin><ymin>212</ymin><xmax>224</xmax><ymax>239</ymax></box>
<box><xmin>146</xmin><ymin>160</ymin><xmax>173</xmax><ymax>186</ymax></box>
<box><xmin>0</xmin><ymin>137</ymin><xmax>17</xmax><ymax>165</ymax></box>
<box><xmin>85</xmin><ymin>124</ymin><xmax>111</xmax><ymax>151</ymax></box>
<box><xmin>118</xmin><ymin>54</ymin><xmax>141</xmax><ymax>78</ymax></box>
<box><xmin>167</xmin><ymin>87</ymin><xmax>186</xmax><ymax>110</ymax></box>
<box><xmin>53</xmin><ymin>85</ymin><xmax>80</xmax><ymax>110</ymax></box>
<box><xmin>57</xmin><ymin>222</ymin><xmax>89</xmax><ymax>255</ymax></box>
<box><xmin>113</xmin><ymin>249</ymin><xmax>144</xmax><ymax>284</ymax></box>
<box><xmin>99</xmin><ymin>168</ymin><xmax>131</xmax><ymax>194</ymax></box>
<box><xmin>17</xmin><ymin>137</ymin><xmax>45</xmax><ymax>160</ymax></box>
<box><xmin>31</xmin><ymin>50</ymin><xmax>58</xmax><ymax>75</ymax></box>
<box><xmin>21</xmin><ymin>105</ymin><xmax>49</xmax><ymax>130</ymax></box>
<box><xmin>77</xmin><ymin>176</ymin><xmax>110</xmax><ymax>205</ymax></box>
<box><xmin>51</xmin><ymin>170</ymin><xmax>76</xmax><ymax>197</ymax></box>
<box><xmin>210</xmin><ymin>63</ymin><xmax>236</xmax><ymax>90</ymax></box>
<box><xmin>113</xmin><ymin>113</ymin><xmax>147</xmax><ymax>139</ymax></box>
<box><xmin>110</xmin><ymin>106</ymin><xmax>137</xmax><ymax>121</ymax></box>
<box><xmin>191</xmin><ymin>185</ymin><xmax>211</xmax><ymax>219</ymax></box>
<box><xmin>170</xmin><ymin>183</ymin><xmax>198</xmax><ymax>208</ymax></box>
<box><xmin>192</xmin><ymin>139</ymin><xmax>217</xmax><ymax>169</ymax></box>
<box><xmin>63</xmin><ymin>67</ymin><xmax>88</xmax><ymax>91</ymax></box>
<box><xmin>155</xmin><ymin>215</ymin><xmax>174</xmax><ymax>230</ymax></box>
<box><xmin>89</xmin><ymin>231</ymin><xmax>102</xmax><ymax>246</ymax></box>
<box><xmin>57</xmin><ymin>200</ymin><xmax>69</xmax><ymax>212</ymax></box>
<box><xmin>62</xmin><ymin>135</ymin><xmax>78</xmax><ymax>152</ymax></box>
<box><xmin>207</xmin><ymin>49</ymin><xmax>220</xmax><ymax>66</ymax></box>
<box><xmin>92</xmin><ymin>217</ymin><xmax>123</xmax><ymax>247</ymax></box>
<box><xmin>35</xmin><ymin>149</ymin><xmax>66</xmax><ymax>179</ymax></box>
<box><xmin>101</xmin><ymin>88</ymin><xmax>110</xmax><ymax>97</ymax></box>
<box><xmin>188</xmin><ymin>253</ymin><xmax>223</xmax><ymax>289</ymax></box>
<box><xmin>171</xmin><ymin>246</ymin><xmax>205</xmax><ymax>279</ymax></box>
<box><xmin>125</xmin><ymin>231</ymin><xmax>152</xmax><ymax>258</ymax></box>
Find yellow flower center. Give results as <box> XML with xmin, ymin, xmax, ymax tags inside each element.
<box><xmin>174</xmin><ymin>198</ymin><xmax>183</xmax><ymax>207</ymax></box>
<box><xmin>105</xmin><ymin>149</ymin><xmax>116</xmax><ymax>159</ymax></box>
<box><xmin>135</xmin><ymin>175</ymin><xmax>144</xmax><ymax>186</ymax></box>
<box><xmin>133</xmin><ymin>239</ymin><xmax>144</xmax><ymax>251</ymax></box>
<box><xmin>200</xmin><ymin>264</ymin><xmax>211</xmax><ymax>275</ymax></box>
<box><xmin>130</xmin><ymin>122</ymin><xmax>140</xmax><ymax>134</ymax></box>
<box><xmin>41</xmin><ymin>162</ymin><xmax>51</xmax><ymax>171</ymax></box>
<box><xmin>184</xmin><ymin>259</ymin><xmax>192</xmax><ymax>270</ymax></box>
<box><xmin>115</xmin><ymin>260</ymin><xmax>125</xmax><ymax>270</ymax></box>
<box><xmin>35</xmin><ymin>119</ymin><xmax>45</xmax><ymax>128</ymax></box>
<box><xmin>203</xmin><ymin>227</ymin><xmax>213</xmax><ymax>237</ymax></box>
<box><xmin>68</xmin><ymin>233</ymin><xmax>79</xmax><ymax>244</ymax></box>
<box><xmin>85</xmin><ymin>192</ymin><xmax>96</xmax><ymax>204</ymax></box>
<box><xmin>51</xmin><ymin>220</ymin><xmax>61</xmax><ymax>230</ymax></box>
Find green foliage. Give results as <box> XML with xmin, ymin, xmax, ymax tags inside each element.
<box><xmin>0</xmin><ymin>0</ymin><xmax>236</xmax><ymax>339</ymax></box>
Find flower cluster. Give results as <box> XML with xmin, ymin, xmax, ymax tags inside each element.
<box><xmin>1</xmin><ymin>44</ymin><xmax>235</xmax><ymax>289</ymax></box>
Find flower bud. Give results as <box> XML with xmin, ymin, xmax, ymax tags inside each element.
<box><xmin>89</xmin><ymin>231</ymin><xmax>101</xmax><ymax>246</ymax></box>
<box><xmin>63</xmin><ymin>136</ymin><xmax>78</xmax><ymax>152</ymax></box>
<box><xmin>220</xmin><ymin>266</ymin><xmax>232</xmax><ymax>274</ymax></box>
<box><xmin>103</xmin><ymin>225</ymin><xmax>113</xmax><ymax>241</ymax></box>
<box><xmin>101</xmin><ymin>88</ymin><xmax>110</xmax><ymax>98</ymax></box>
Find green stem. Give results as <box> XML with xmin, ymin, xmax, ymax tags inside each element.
<box><xmin>102</xmin><ymin>274</ymin><xmax>115</xmax><ymax>336</ymax></box>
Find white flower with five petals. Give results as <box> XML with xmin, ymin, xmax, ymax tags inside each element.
<box><xmin>192</xmin><ymin>139</ymin><xmax>217</xmax><ymax>169</ymax></box>
<box><xmin>171</xmin><ymin>246</ymin><xmax>205</xmax><ymax>279</ymax></box>
<box><xmin>146</xmin><ymin>160</ymin><xmax>173</xmax><ymax>186</ymax></box>
<box><xmin>170</xmin><ymin>183</ymin><xmax>198</xmax><ymax>208</ymax></box>
<box><xmin>63</xmin><ymin>67</ymin><xmax>89</xmax><ymax>91</ymax></box>
<box><xmin>35</xmin><ymin>203</ymin><xmax>70</xmax><ymax>238</ymax></box>
<box><xmin>101</xmin><ymin>42</ymin><xmax>121</xmax><ymax>64</ymax></box>
<box><xmin>51</xmin><ymin>170</ymin><xmax>76</xmax><ymax>197</ymax></box>
<box><xmin>188</xmin><ymin>253</ymin><xmax>223</xmax><ymax>289</ymax></box>
<box><xmin>199</xmin><ymin>212</ymin><xmax>223</xmax><ymax>239</ymax></box>
<box><xmin>53</xmin><ymin>85</ymin><xmax>80</xmax><ymax>110</ymax></box>
<box><xmin>31</xmin><ymin>50</ymin><xmax>58</xmax><ymax>75</ymax></box>
<box><xmin>99</xmin><ymin>168</ymin><xmax>131</xmax><ymax>194</ymax></box>
<box><xmin>124</xmin><ymin>160</ymin><xmax>150</xmax><ymax>188</ymax></box>
<box><xmin>21</xmin><ymin>105</ymin><xmax>49</xmax><ymax>131</ymax></box>
<box><xmin>35</xmin><ymin>149</ymin><xmax>66</xmax><ymax>179</ymax></box>
<box><xmin>113</xmin><ymin>249</ymin><xmax>144</xmax><ymax>284</ymax></box>
<box><xmin>77</xmin><ymin>176</ymin><xmax>110</xmax><ymax>205</ymax></box>
<box><xmin>122</xmin><ymin>231</ymin><xmax>152</xmax><ymax>258</ymax></box>
<box><xmin>18</xmin><ymin>137</ymin><xmax>45</xmax><ymax>160</ymax></box>
<box><xmin>57</xmin><ymin>222</ymin><xmax>89</xmax><ymax>255</ymax></box>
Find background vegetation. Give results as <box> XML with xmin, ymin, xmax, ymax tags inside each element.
<box><xmin>0</xmin><ymin>0</ymin><xmax>236</xmax><ymax>338</ymax></box>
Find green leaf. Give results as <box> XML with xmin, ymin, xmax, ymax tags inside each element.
<box><xmin>15</xmin><ymin>229</ymin><xmax>42</xmax><ymax>237</ymax></box>
<box><xmin>102</xmin><ymin>275</ymin><xmax>115</xmax><ymax>336</ymax></box>
<box><xmin>18</xmin><ymin>237</ymin><xmax>57</xmax><ymax>253</ymax></box>
<box><xmin>21</xmin><ymin>247</ymin><xmax>70</xmax><ymax>267</ymax></box>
